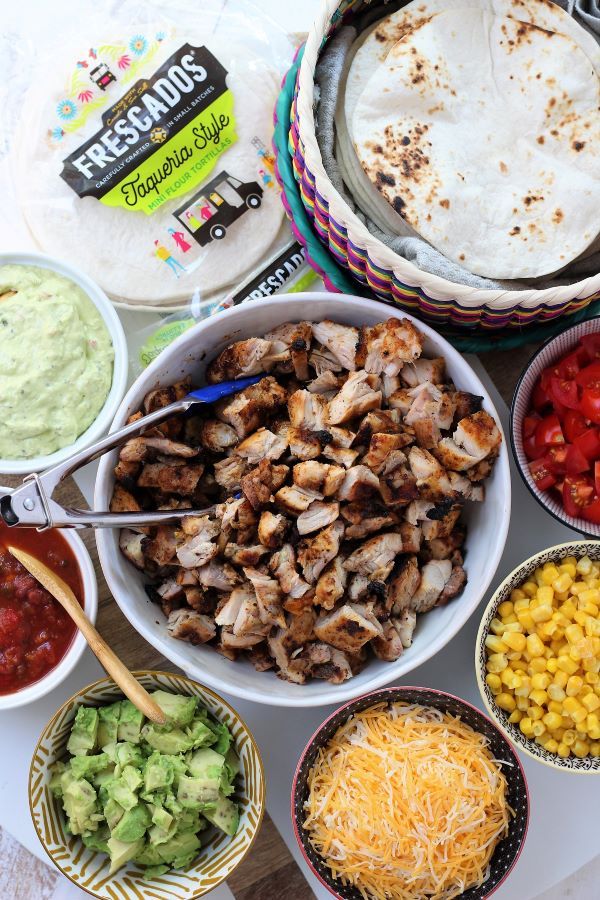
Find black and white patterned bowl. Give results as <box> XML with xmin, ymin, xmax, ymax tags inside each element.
<box><xmin>511</xmin><ymin>316</ymin><xmax>600</xmax><ymax>537</ymax></box>
<box><xmin>292</xmin><ymin>687</ymin><xmax>529</xmax><ymax>899</ymax></box>
<box><xmin>476</xmin><ymin>542</ymin><xmax>600</xmax><ymax>774</ymax></box>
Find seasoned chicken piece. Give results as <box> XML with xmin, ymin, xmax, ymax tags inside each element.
<box><xmin>236</xmin><ymin>428</ymin><xmax>288</xmax><ymax>464</ymax></box>
<box><xmin>448</xmin><ymin>471</ymin><xmax>480</xmax><ymax>500</ymax></box>
<box><xmin>404</xmin><ymin>382</ymin><xmax>456</xmax><ymax>431</ymax></box>
<box><xmin>217</xmin><ymin>498</ymin><xmax>257</xmax><ymax>536</ymax></box>
<box><xmin>322</xmin><ymin>444</ymin><xmax>360</xmax><ymax>468</ymax></box>
<box><xmin>275</xmin><ymin>484</ymin><xmax>323</xmax><ymax>514</ymax></box>
<box><xmin>244</xmin><ymin>567</ymin><xmax>286</xmax><ymax>628</ymax></box>
<box><xmin>342</xmin><ymin>501</ymin><xmax>395</xmax><ymax>539</ymax></box>
<box><xmin>348</xmin><ymin>573</ymin><xmax>369</xmax><ymax>601</ymax></box>
<box><xmin>452</xmin><ymin>391</ymin><xmax>483</xmax><ymax>422</ymax></box>
<box><xmin>142</xmin><ymin>526</ymin><xmax>179</xmax><ymax>566</ymax></box>
<box><xmin>215</xmin><ymin>589</ymin><xmax>245</xmax><ymax>627</ymax></box>
<box><xmin>248</xmin><ymin>644</ymin><xmax>275</xmax><ymax>671</ymax></box>
<box><xmin>143</xmin><ymin>379</ymin><xmax>190</xmax><ymax>439</ymax></box>
<box><xmin>401</xmin><ymin>357</ymin><xmax>445</xmax><ymax>387</ymax></box>
<box><xmin>395</xmin><ymin>609</ymin><xmax>417</xmax><ymax>648</ymax></box>
<box><xmin>379</xmin><ymin>466</ymin><xmax>419</xmax><ymax>507</ymax></box>
<box><xmin>412</xmin><ymin>418</ymin><xmax>442</xmax><ymax>450</ymax></box>
<box><xmin>157</xmin><ymin>579</ymin><xmax>184</xmax><ymax>602</ymax></box>
<box><xmin>241</xmin><ymin>459</ymin><xmax>288</xmax><ymax>511</ymax></box>
<box><xmin>297</xmin><ymin>501</ymin><xmax>340</xmax><ymax>535</ymax></box>
<box><xmin>176</xmin><ymin>534</ymin><xmax>218</xmax><ymax>569</ymax></box>
<box><xmin>408</xmin><ymin>446</ymin><xmax>456</xmax><ymax>500</ymax></box>
<box><xmin>357</xmin><ymin>318</ymin><xmax>423</xmax><ymax>375</ymax></box>
<box><xmin>175</xmin><ymin>569</ymin><xmax>198</xmax><ymax>586</ymax></box>
<box><xmin>298</xmin><ymin>520</ymin><xmax>345</xmax><ymax>583</ymax></box>
<box><xmin>326</xmin><ymin>371</ymin><xmax>382</xmax><ymax>425</ymax></box>
<box><xmin>304</xmin><ymin>643</ymin><xmax>353</xmax><ymax>683</ymax></box>
<box><xmin>315</xmin><ymin>557</ymin><xmax>347</xmax><ymax>610</ymax></box>
<box><xmin>311</xmin><ymin>320</ymin><xmax>359</xmax><ymax>370</ymax></box>
<box><xmin>382</xmin><ymin>374</ymin><xmax>401</xmax><ymax>399</ymax></box>
<box><xmin>268</xmin><ymin>629</ymin><xmax>308</xmax><ymax>684</ymax></box>
<box><xmin>344</xmin><ymin>533</ymin><xmax>404</xmax><ymax>576</ymax></box>
<box><xmin>220</xmin><ymin>627</ymin><xmax>266</xmax><ymax>649</ymax></box>
<box><xmin>199</xmin><ymin>419</ymin><xmax>239</xmax><ymax>453</ymax></box>
<box><xmin>265</xmin><ymin>321</ymin><xmax>313</xmax><ymax>379</ymax></box>
<box><xmin>224</xmin><ymin>543</ymin><xmax>269</xmax><ymax>567</ymax></box>
<box><xmin>258</xmin><ymin>511</ymin><xmax>289</xmax><ymax>549</ymax></box>
<box><xmin>196</xmin><ymin>560</ymin><xmax>241</xmax><ymax>591</ymax></box>
<box><xmin>293</xmin><ymin>460</ymin><xmax>345</xmax><ymax>496</ymax></box>
<box><xmin>167</xmin><ymin>608</ymin><xmax>216</xmax><ymax>644</ymax></box>
<box><xmin>114</xmin><ymin>457</ymin><xmax>140</xmax><ymax>490</ymax></box>
<box><xmin>309</xmin><ymin>345</ymin><xmax>343</xmax><ymax>375</ymax></box>
<box><xmin>465</xmin><ymin>459</ymin><xmax>494</xmax><ymax>483</ymax></box>
<box><xmin>420</xmin><ymin>505</ymin><xmax>462</xmax><ymax>541</ymax></box>
<box><xmin>214</xmin><ymin>455</ymin><xmax>247</xmax><ymax>491</ymax></box>
<box><xmin>307</xmin><ymin>371</ymin><xmax>341</xmax><ymax>395</ymax></box>
<box><xmin>119</xmin><ymin>529</ymin><xmax>146</xmax><ymax>569</ymax></box>
<box><xmin>120</xmin><ymin>435</ymin><xmax>196</xmax><ymax>463</ymax></box>
<box><xmin>288</xmin><ymin>390</ymin><xmax>327</xmax><ymax>431</ymax></box>
<box><xmin>216</xmin><ymin>376</ymin><xmax>287</xmax><ymax>438</ymax></box>
<box><xmin>405</xmin><ymin>499</ymin><xmax>436</xmax><ymax>525</ymax></box>
<box><xmin>328</xmin><ymin>426</ymin><xmax>357</xmax><ymax>447</ymax></box>
<box><xmin>387</xmin><ymin>388</ymin><xmax>414</xmax><ymax>414</ymax></box>
<box><xmin>372</xmin><ymin>620</ymin><xmax>405</xmax><ymax>661</ymax></box>
<box><xmin>270</xmin><ymin>544</ymin><xmax>312</xmax><ymax>598</ymax></box>
<box><xmin>438</xmin><ymin>565</ymin><xmax>467</xmax><ymax>605</ymax></box>
<box><xmin>454</xmin><ymin>411</ymin><xmax>502</xmax><ymax>463</ymax></box>
<box><xmin>434</xmin><ymin>438</ymin><xmax>480</xmax><ymax>471</ymax></box>
<box><xmin>388</xmin><ymin>556</ymin><xmax>421</xmax><ymax>615</ymax></box>
<box><xmin>314</xmin><ymin>603</ymin><xmax>383</xmax><ymax>653</ymax></box>
<box><xmin>207</xmin><ymin>337</ymin><xmax>273</xmax><ymax>383</ymax></box>
<box><xmin>231</xmin><ymin>585</ymin><xmax>266</xmax><ymax>636</ymax></box>
<box><xmin>110</xmin><ymin>484</ymin><xmax>142</xmax><ymax>515</ymax></box>
<box><xmin>425</xmin><ymin>526</ymin><xmax>467</xmax><ymax>560</ymax></box>
<box><xmin>363</xmin><ymin>433</ymin><xmax>407</xmax><ymax>474</ymax></box>
<box><xmin>410</xmin><ymin>559</ymin><xmax>453</xmax><ymax>612</ymax></box>
<box><xmin>138</xmin><ymin>462</ymin><xmax>204</xmax><ymax>496</ymax></box>
<box><xmin>183</xmin><ymin>587</ymin><xmax>216</xmax><ymax>615</ymax></box>
<box><xmin>337</xmin><ymin>465</ymin><xmax>381</xmax><ymax>502</ymax></box>
<box><xmin>287</xmin><ymin>427</ymin><xmax>321</xmax><ymax>460</ymax></box>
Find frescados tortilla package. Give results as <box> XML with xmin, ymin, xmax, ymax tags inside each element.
<box><xmin>12</xmin><ymin>0</ymin><xmax>294</xmax><ymax>309</ymax></box>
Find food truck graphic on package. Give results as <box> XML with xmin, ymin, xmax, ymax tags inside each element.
<box><xmin>89</xmin><ymin>62</ymin><xmax>116</xmax><ymax>91</ymax></box>
<box><xmin>173</xmin><ymin>171</ymin><xmax>263</xmax><ymax>247</ymax></box>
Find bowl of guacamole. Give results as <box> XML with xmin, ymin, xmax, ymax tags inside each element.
<box><xmin>0</xmin><ymin>253</ymin><xmax>128</xmax><ymax>474</ymax></box>
<box><xmin>29</xmin><ymin>671</ymin><xmax>265</xmax><ymax>899</ymax></box>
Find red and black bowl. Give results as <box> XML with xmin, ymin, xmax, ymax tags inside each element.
<box><xmin>291</xmin><ymin>686</ymin><xmax>529</xmax><ymax>900</ymax></box>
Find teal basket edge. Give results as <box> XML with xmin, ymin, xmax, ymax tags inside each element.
<box><xmin>272</xmin><ymin>45</ymin><xmax>600</xmax><ymax>353</ymax></box>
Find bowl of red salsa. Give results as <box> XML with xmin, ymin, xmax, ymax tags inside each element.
<box><xmin>511</xmin><ymin>318</ymin><xmax>600</xmax><ymax>536</ymax></box>
<box><xmin>0</xmin><ymin>519</ymin><xmax>97</xmax><ymax>708</ymax></box>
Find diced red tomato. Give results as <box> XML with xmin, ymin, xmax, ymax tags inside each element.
<box><xmin>535</xmin><ymin>414</ymin><xmax>565</xmax><ymax>447</ymax></box>
<box><xmin>523</xmin><ymin>414</ymin><xmax>541</xmax><ymax>438</ymax></box>
<box><xmin>549</xmin><ymin>377</ymin><xmax>579</xmax><ymax>410</ymax></box>
<box><xmin>563</xmin><ymin>409</ymin><xmax>587</xmax><ymax>442</ymax></box>
<box><xmin>529</xmin><ymin>457</ymin><xmax>557</xmax><ymax>491</ymax></box>
<box><xmin>532</xmin><ymin>380</ymin><xmax>551</xmax><ymax>412</ymax></box>
<box><xmin>574</xmin><ymin>428</ymin><xmax>600</xmax><ymax>461</ymax></box>
<box><xmin>581</xmin><ymin>498</ymin><xmax>600</xmax><ymax>524</ymax></box>
<box><xmin>565</xmin><ymin>443</ymin><xmax>590</xmax><ymax>475</ymax></box>
<box><xmin>595</xmin><ymin>461</ymin><xmax>600</xmax><ymax>496</ymax></box>
<box><xmin>581</xmin><ymin>386</ymin><xmax>600</xmax><ymax>425</ymax></box>
<box><xmin>575</xmin><ymin>361</ymin><xmax>600</xmax><ymax>389</ymax></box>
<box><xmin>563</xmin><ymin>476</ymin><xmax>594</xmax><ymax>517</ymax></box>
<box><xmin>580</xmin><ymin>334</ymin><xmax>600</xmax><ymax>363</ymax></box>
<box><xmin>547</xmin><ymin>445</ymin><xmax>568</xmax><ymax>473</ymax></box>
<box><xmin>556</xmin><ymin>349</ymin><xmax>586</xmax><ymax>379</ymax></box>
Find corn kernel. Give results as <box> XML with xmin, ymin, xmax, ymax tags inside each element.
<box><xmin>586</xmin><ymin>714</ymin><xmax>600</xmax><ymax>737</ymax></box>
<box><xmin>585</xmin><ymin>672</ymin><xmax>600</xmax><ymax>685</ymax></box>
<box><xmin>563</xmin><ymin>729</ymin><xmax>577</xmax><ymax>746</ymax></box>
<box><xmin>485</xmin><ymin>635</ymin><xmax>508</xmax><ymax>654</ymax></box>
<box><xmin>487</xmin><ymin>653</ymin><xmax>508</xmax><ymax>673</ymax></box>
<box><xmin>490</xmin><ymin>618</ymin><xmax>505</xmax><ymax>636</ymax></box>
<box><xmin>526</xmin><ymin>634</ymin><xmax>545</xmax><ymax>657</ymax></box>
<box><xmin>560</xmin><ymin>600</ymin><xmax>577</xmax><ymax>618</ymax></box>
<box><xmin>590</xmin><ymin>741</ymin><xmax>600</xmax><ymax>755</ymax></box>
<box><xmin>518</xmin><ymin>611</ymin><xmax>535</xmax><ymax>632</ymax></box>
<box><xmin>566</xmin><ymin>623</ymin><xmax>585</xmax><ymax>644</ymax></box>
<box><xmin>563</xmin><ymin>696</ymin><xmax>581</xmax><ymax>715</ymax></box>
<box><xmin>532</xmin><ymin>721</ymin><xmax>546</xmax><ymax>737</ymax></box>
<box><xmin>542</xmin><ymin>568</ymin><xmax>559</xmax><ymax>586</ymax></box>
<box><xmin>554</xmin><ymin>669</ymin><xmax>569</xmax><ymax>688</ymax></box>
<box><xmin>557</xmin><ymin>742</ymin><xmax>570</xmax><ymax>758</ymax></box>
<box><xmin>545</xmin><ymin>738</ymin><xmax>559</xmax><ymax>754</ymax></box>
<box><xmin>508</xmin><ymin>710</ymin><xmax>522</xmax><ymax>724</ymax></box>
<box><xmin>511</xmin><ymin>588</ymin><xmax>526</xmax><ymax>602</ymax></box>
<box><xmin>503</xmin><ymin>631</ymin><xmax>527</xmax><ymax>652</ymax></box>
<box><xmin>548</xmin><ymin>700</ymin><xmax>563</xmax><ymax>715</ymax></box>
<box><xmin>529</xmin><ymin>689</ymin><xmax>548</xmax><ymax>707</ymax></box>
<box><xmin>527</xmin><ymin>706</ymin><xmax>544</xmax><ymax>721</ymax></box>
<box><xmin>579</xmin><ymin>588</ymin><xmax>600</xmax><ymax>605</ymax></box>
<box><xmin>497</xmin><ymin>600</ymin><xmax>513</xmax><ymax>617</ymax></box>
<box><xmin>539</xmin><ymin>620</ymin><xmax>558</xmax><ymax>639</ymax></box>
<box><xmin>557</xmin><ymin>655</ymin><xmax>579</xmax><ymax>674</ymax></box>
<box><xmin>531</xmin><ymin>672</ymin><xmax>551</xmax><ymax>690</ymax></box>
<box><xmin>513</xmin><ymin>597</ymin><xmax>530</xmax><ymax>613</ymax></box>
<box><xmin>566</xmin><ymin>675</ymin><xmax>584</xmax><ymax>697</ymax></box>
<box><xmin>573</xmin><ymin>739</ymin><xmax>590</xmax><ymax>757</ymax></box>
<box><xmin>516</xmin><ymin>695</ymin><xmax>529</xmax><ymax>711</ymax></box>
<box><xmin>552</xmin><ymin>611</ymin><xmax>570</xmax><ymax>628</ymax></box>
<box><xmin>576</xmin><ymin>556</ymin><xmax>593</xmax><ymax>575</ymax></box>
<box><xmin>573</xmin><ymin>706</ymin><xmax>588</xmax><ymax>724</ymax></box>
<box><xmin>485</xmin><ymin>673</ymin><xmax>502</xmax><ymax>693</ymax></box>
<box><xmin>501</xmin><ymin>669</ymin><xmax>521</xmax><ymax>690</ymax></box>
<box><xmin>519</xmin><ymin>717</ymin><xmax>534</xmax><ymax>736</ymax></box>
<box><xmin>543</xmin><ymin>711</ymin><xmax>563</xmax><ymax>731</ymax></box>
<box><xmin>522</xmin><ymin>581</ymin><xmax>538</xmax><ymax>597</ymax></box>
<box><xmin>581</xmin><ymin>694</ymin><xmax>600</xmax><ymax>715</ymax></box>
<box><xmin>547</xmin><ymin>684</ymin><xmax>566</xmax><ymax>701</ymax></box>
<box><xmin>559</xmin><ymin>561</ymin><xmax>577</xmax><ymax>577</ymax></box>
<box><xmin>529</xmin><ymin>657</ymin><xmax>548</xmax><ymax>673</ymax></box>
<box><xmin>496</xmin><ymin>692</ymin><xmax>516</xmax><ymax>712</ymax></box>
<box><xmin>553</xmin><ymin>573</ymin><xmax>573</xmax><ymax>593</ymax></box>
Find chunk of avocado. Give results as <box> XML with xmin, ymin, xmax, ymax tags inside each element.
<box><xmin>148</xmin><ymin>820</ymin><xmax>178</xmax><ymax>846</ymax></box>
<box><xmin>97</xmin><ymin>702</ymin><xmax>121</xmax><ymax>748</ymax></box>
<box><xmin>211</xmin><ymin>722</ymin><xmax>233</xmax><ymax>756</ymax></box>
<box><xmin>107</xmin><ymin>767</ymin><xmax>141</xmax><ymax>811</ymax></box>
<box><xmin>157</xmin><ymin>830</ymin><xmax>201</xmax><ymax>868</ymax></box>
<box><xmin>61</xmin><ymin>776</ymin><xmax>101</xmax><ymax>836</ymax></box>
<box><xmin>49</xmin><ymin>761</ymin><xmax>66</xmax><ymax>798</ymax></box>
<box><xmin>103</xmin><ymin>797</ymin><xmax>125</xmax><ymax>830</ymax></box>
<box><xmin>185</xmin><ymin>719</ymin><xmax>216</xmax><ymax>749</ymax></box>
<box><xmin>117</xmin><ymin>701</ymin><xmax>144</xmax><ymax>744</ymax></box>
<box><xmin>188</xmin><ymin>748</ymin><xmax>225</xmax><ymax>782</ymax></box>
<box><xmin>134</xmin><ymin>841</ymin><xmax>163</xmax><ymax>866</ymax></box>
<box><xmin>121</xmin><ymin>764</ymin><xmax>143</xmax><ymax>793</ymax></box>
<box><xmin>67</xmin><ymin>707</ymin><xmax>99</xmax><ymax>757</ymax></box>
<box><xmin>143</xmin><ymin>864</ymin><xmax>169</xmax><ymax>879</ymax></box>
<box><xmin>82</xmin><ymin>825</ymin><xmax>110</xmax><ymax>854</ymax></box>
<box><xmin>225</xmin><ymin>748</ymin><xmax>240</xmax><ymax>779</ymax></box>
<box><xmin>92</xmin><ymin>766</ymin><xmax>116</xmax><ymax>791</ymax></box>
<box><xmin>141</xmin><ymin>724</ymin><xmax>194</xmax><ymax>755</ymax></box>
<box><xmin>143</xmin><ymin>752</ymin><xmax>175</xmax><ymax>793</ymax></box>
<box><xmin>204</xmin><ymin>795</ymin><xmax>239</xmax><ymax>837</ymax></box>
<box><xmin>107</xmin><ymin>836</ymin><xmax>144</xmax><ymax>874</ymax></box>
<box><xmin>70</xmin><ymin>752</ymin><xmax>110</xmax><ymax>781</ymax></box>
<box><xmin>148</xmin><ymin>802</ymin><xmax>173</xmax><ymax>832</ymax></box>
<box><xmin>151</xmin><ymin>690</ymin><xmax>197</xmax><ymax>726</ymax></box>
<box><xmin>177</xmin><ymin>774</ymin><xmax>220</xmax><ymax>809</ymax></box>
<box><xmin>112</xmin><ymin>803</ymin><xmax>151</xmax><ymax>843</ymax></box>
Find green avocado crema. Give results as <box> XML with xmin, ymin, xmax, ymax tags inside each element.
<box><xmin>0</xmin><ymin>264</ymin><xmax>114</xmax><ymax>459</ymax></box>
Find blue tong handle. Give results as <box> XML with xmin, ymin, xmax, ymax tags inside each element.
<box><xmin>186</xmin><ymin>375</ymin><xmax>262</xmax><ymax>404</ymax></box>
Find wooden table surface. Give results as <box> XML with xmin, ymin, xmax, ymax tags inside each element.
<box><xmin>0</xmin><ymin>342</ymin><xmax>538</xmax><ymax>900</ymax></box>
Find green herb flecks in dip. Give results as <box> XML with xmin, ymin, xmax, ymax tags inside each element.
<box><xmin>0</xmin><ymin>265</ymin><xmax>114</xmax><ymax>459</ymax></box>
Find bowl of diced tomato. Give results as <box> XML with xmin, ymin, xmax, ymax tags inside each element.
<box><xmin>511</xmin><ymin>319</ymin><xmax>600</xmax><ymax>535</ymax></box>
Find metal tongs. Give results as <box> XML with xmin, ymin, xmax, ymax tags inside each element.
<box><xmin>0</xmin><ymin>376</ymin><xmax>261</xmax><ymax>530</ymax></box>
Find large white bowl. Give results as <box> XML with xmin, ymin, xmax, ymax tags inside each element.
<box><xmin>0</xmin><ymin>252</ymin><xmax>128</xmax><ymax>475</ymax></box>
<box><xmin>95</xmin><ymin>293</ymin><xmax>511</xmax><ymax>707</ymax></box>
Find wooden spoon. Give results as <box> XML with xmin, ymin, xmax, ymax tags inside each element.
<box><xmin>8</xmin><ymin>546</ymin><xmax>166</xmax><ymax>725</ymax></box>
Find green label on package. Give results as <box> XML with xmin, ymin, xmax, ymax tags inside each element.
<box><xmin>60</xmin><ymin>44</ymin><xmax>237</xmax><ymax>215</ymax></box>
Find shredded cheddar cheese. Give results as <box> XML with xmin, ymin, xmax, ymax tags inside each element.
<box><xmin>303</xmin><ymin>703</ymin><xmax>511</xmax><ymax>900</ymax></box>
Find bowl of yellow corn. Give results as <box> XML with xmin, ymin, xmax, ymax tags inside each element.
<box><xmin>475</xmin><ymin>543</ymin><xmax>600</xmax><ymax>773</ymax></box>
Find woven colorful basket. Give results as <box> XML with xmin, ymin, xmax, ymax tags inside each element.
<box><xmin>287</xmin><ymin>0</ymin><xmax>600</xmax><ymax>331</ymax></box>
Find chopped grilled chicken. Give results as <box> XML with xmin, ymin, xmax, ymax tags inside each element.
<box><xmin>110</xmin><ymin>484</ymin><xmax>142</xmax><ymax>515</ymax></box>
<box><xmin>337</xmin><ymin>465</ymin><xmax>381</xmax><ymax>502</ymax></box>
<box><xmin>142</xmin><ymin>526</ymin><xmax>179</xmax><ymax>566</ymax></box>
<box><xmin>241</xmin><ymin>459</ymin><xmax>288</xmax><ymax>511</ymax></box>
<box><xmin>304</xmin><ymin>643</ymin><xmax>353</xmax><ymax>683</ymax></box>
<box><xmin>326</xmin><ymin>371</ymin><xmax>382</xmax><ymax>425</ymax></box>
<box><xmin>358</xmin><ymin>318</ymin><xmax>423</xmax><ymax>375</ymax></box>
<box><xmin>408</xmin><ymin>446</ymin><xmax>456</xmax><ymax>501</ymax></box>
<box><xmin>223</xmin><ymin>543</ymin><xmax>269</xmax><ymax>567</ymax></box>
<box><xmin>387</xmin><ymin>388</ymin><xmax>414</xmax><ymax>414</ymax></box>
<box><xmin>307</xmin><ymin>371</ymin><xmax>341</xmax><ymax>395</ymax></box>
<box><xmin>311</xmin><ymin>320</ymin><xmax>359</xmax><ymax>370</ymax></box>
<box><xmin>434</xmin><ymin>438</ymin><xmax>480</xmax><ymax>471</ymax></box>
<box><xmin>297</xmin><ymin>501</ymin><xmax>340</xmax><ymax>535</ymax></box>
<box><xmin>215</xmin><ymin>588</ymin><xmax>245</xmax><ymax>627</ymax></box>
<box><xmin>258</xmin><ymin>511</ymin><xmax>289</xmax><ymax>549</ymax></box>
<box><xmin>412</xmin><ymin>419</ymin><xmax>442</xmax><ymax>450</ymax></box>
<box><xmin>119</xmin><ymin>437</ymin><xmax>154</xmax><ymax>462</ymax></box>
<box><xmin>452</xmin><ymin>391</ymin><xmax>483</xmax><ymax>422</ymax></box>
<box><xmin>379</xmin><ymin>466</ymin><xmax>419</xmax><ymax>507</ymax></box>
<box><xmin>248</xmin><ymin>644</ymin><xmax>275</xmax><ymax>671</ymax></box>
<box><xmin>287</xmin><ymin>427</ymin><xmax>322</xmax><ymax>460</ymax></box>
<box><xmin>315</xmin><ymin>557</ymin><xmax>347</xmax><ymax>610</ymax></box>
<box><xmin>270</xmin><ymin>544</ymin><xmax>312</xmax><ymax>598</ymax></box>
<box><xmin>138</xmin><ymin>462</ymin><xmax>204</xmax><ymax>496</ymax></box>
<box><xmin>157</xmin><ymin>579</ymin><xmax>183</xmax><ymax>602</ymax></box>
<box><xmin>268</xmin><ymin>628</ymin><xmax>308</xmax><ymax>683</ymax></box>
<box><xmin>176</xmin><ymin>534</ymin><xmax>218</xmax><ymax>568</ymax></box>
<box><xmin>309</xmin><ymin>345</ymin><xmax>343</xmax><ymax>375</ymax></box>
<box><xmin>180</xmin><ymin>515</ymin><xmax>219</xmax><ymax>539</ymax></box>
<box><xmin>217</xmin><ymin>498</ymin><xmax>257</xmax><ymax>535</ymax></box>
<box><xmin>388</xmin><ymin>556</ymin><xmax>421</xmax><ymax>615</ymax></box>
<box><xmin>184</xmin><ymin>587</ymin><xmax>216</xmax><ymax>615</ymax></box>
<box><xmin>454</xmin><ymin>411</ymin><xmax>502</xmax><ymax>463</ymax></box>
<box><xmin>119</xmin><ymin>529</ymin><xmax>146</xmax><ymax>569</ymax></box>
<box><xmin>314</xmin><ymin>603</ymin><xmax>383</xmax><ymax>653</ymax></box>
<box><xmin>363</xmin><ymin>433</ymin><xmax>407</xmax><ymax>474</ymax></box>
<box><xmin>406</xmin><ymin>499</ymin><xmax>436</xmax><ymax>525</ymax></box>
<box><xmin>344</xmin><ymin>532</ymin><xmax>404</xmax><ymax>576</ymax></box>
<box><xmin>244</xmin><ymin>567</ymin><xmax>286</xmax><ymax>628</ymax></box>
<box><xmin>354</xmin><ymin>410</ymin><xmax>402</xmax><ymax>444</ymax></box>
<box><xmin>216</xmin><ymin>376</ymin><xmax>287</xmax><ymax>438</ymax></box>
<box><xmin>214</xmin><ymin>455</ymin><xmax>247</xmax><ymax>491</ymax></box>
<box><xmin>404</xmin><ymin>382</ymin><xmax>456</xmax><ymax>431</ymax></box>
<box><xmin>196</xmin><ymin>560</ymin><xmax>240</xmax><ymax>591</ymax></box>
<box><xmin>298</xmin><ymin>520</ymin><xmax>345</xmax><ymax>583</ymax></box>
<box><xmin>399</xmin><ymin>522</ymin><xmax>422</xmax><ymax>553</ymax></box>
<box><xmin>348</xmin><ymin>573</ymin><xmax>369</xmax><ymax>601</ymax></box>
<box><xmin>382</xmin><ymin>374</ymin><xmax>401</xmax><ymax>399</ymax></box>
<box><xmin>424</xmin><ymin>526</ymin><xmax>467</xmax><ymax>560</ymax></box>
<box><xmin>322</xmin><ymin>444</ymin><xmax>360</xmax><ymax>468</ymax></box>
<box><xmin>342</xmin><ymin>501</ymin><xmax>395</xmax><ymax>539</ymax></box>
<box><xmin>465</xmin><ymin>459</ymin><xmax>494</xmax><ymax>483</ymax></box>
<box><xmin>293</xmin><ymin>460</ymin><xmax>345</xmax><ymax>496</ymax></box>
<box><xmin>275</xmin><ymin>484</ymin><xmax>323</xmax><ymax>514</ymax></box>
<box><xmin>199</xmin><ymin>419</ymin><xmax>239</xmax><ymax>453</ymax></box>
<box><xmin>410</xmin><ymin>559</ymin><xmax>453</xmax><ymax>612</ymax></box>
<box><xmin>114</xmin><ymin>458</ymin><xmax>140</xmax><ymax>489</ymax></box>
<box><xmin>220</xmin><ymin>626</ymin><xmax>266</xmax><ymax>649</ymax></box>
<box><xmin>265</xmin><ymin>321</ymin><xmax>313</xmax><ymax>379</ymax></box>
<box><xmin>236</xmin><ymin>427</ymin><xmax>288</xmax><ymax>464</ymax></box>
<box><xmin>288</xmin><ymin>390</ymin><xmax>327</xmax><ymax>431</ymax></box>
<box><xmin>401</xmin><ymin>357</ymin><xmax>445</xmax><ymax>387</ymax></box>
<box><xmin>372</xmin><ymin>620</ymin><xmax>405</xmax><ymax>661</ymax></box>
<box><xmin>231</xmin><ymin>585</ymin><xmax>266</xmax><ymax>636</ymax></box>
<box><xmin>438</xmin><ymin>565</ymin><xmax>467</xmax><ymax>605</ymax></box>
<box><xmin>167</xmin><ymin>609</ymin><xmax>216</xmax><ymax>644</ymax></box>
<box><xmin>207</xmin><ymin>337</ymin><xmax>273</xmax><ymax>383</ymax></box>
<box><xmin>329</xmin><ymin>426</ymin><xmax>357</xmax><ymax>447</ymax></box>
<box><xmin>143</xmin><ymin>379</ymin><xmax>190</xmax><ymax>439</ymax></box>
<box><xmin>143</xmin><ymin>436</ymin><xmax>201</xmax><ymax>459</ymax></box>
<box><xmin>395</xmin><ymin>609</ymin><xmax>417</xmax><ymax>648</ymax></box>
<box><xmin>420</xmin><ymin>505</ymin><xmax>462</xmax><ymax>541</ymax></box>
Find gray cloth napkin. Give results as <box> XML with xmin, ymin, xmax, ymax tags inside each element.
<box><xmin>314</xmin><ymin>2</ymin><xmax>600</xmax><ymax>292</ymax></box>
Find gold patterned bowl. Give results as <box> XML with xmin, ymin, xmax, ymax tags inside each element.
<box><xmin>29</xmin><ymin>671</ymin><xmax>266</xmax><ymax>899</ymax></box>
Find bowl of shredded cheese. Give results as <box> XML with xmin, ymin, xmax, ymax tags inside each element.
<box><xmin>292</xmin><ymin>687</ymin><xmax>529</xmax><ymax>900</ymax></box>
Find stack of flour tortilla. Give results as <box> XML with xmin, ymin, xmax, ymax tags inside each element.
<box><xmin>335</xmin><ymin>0</ymin><xmax>600</xmax><ymax>280</ymax></box>
<box><xmin>15</xmin><ymin>24</ymin><xmax>285</xmax><ymax>308</ymax></box>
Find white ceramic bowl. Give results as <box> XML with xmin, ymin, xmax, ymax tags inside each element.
<box><xmin>0</xmin><ymin>530</ymin><xmax>98</xmax><ymax>710</ymax></box>
<box><xmin>95</xmin><ymin>293</ymin><xmax>511</xmax><ymax>707</ymax></box>
<box><xmin>0</xmin><ymin>252</ymin><xmax>128</xmax><ymax>475</ymax></box>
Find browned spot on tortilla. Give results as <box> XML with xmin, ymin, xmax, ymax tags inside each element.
<box><xmin>376</xmin><ymin>171</ymin><xmax>396</xmax><ymax>187</ymax></box>
<box><xmin>509</xmin><ymin>226</ymin><xmax>521</xmax><ymax>236</ymax></box>
<box><xmin>528</xmin><ymin>223</ymin><xmax>537</xmax><ymax>232</ymax></box>
<box><xmin>523</xmin><ymin>195</ymin><xmax>543</xmax><ymax>206</ymax></box>
<box><xmin>392</xmin><ymin>196</ymin><xmax>406</xmax><ymax>217</ymax></box>
<box><xmin>553</xmin><ymin>208</ymin><xmax>564</xmax><ymax>224</ymax></box>
<box><xmin>499</xmin><ymin>161</ymin><xmax>508</xmax><ymax>174</ymax></box>
<box><xmin>459</xmin><ymin>254</ymin><xmax>465</xmax><ymax>261</ymax></box>
<box><xmin>573</xmin><ymin>141</ymin><xmax>585</xmax><ymax>152</ymax></box>
<box><xmin>537</xmin><ymin>136</ymin><xmax>545</xmax><ymax>144</ymax></box>
<box><xmin>439</xmin><ymin>199</ymin><xmax>450</xmax><ymax>209</ymax></box>
<box><xmin>551</xmin><ymin>129</ymin><xmax>559</xmax><ymax>136</ymax></box>
<box><xmin>374</xmin><ymin>30</ymin><xmax>386</xmax><ymax>42</ymax></box>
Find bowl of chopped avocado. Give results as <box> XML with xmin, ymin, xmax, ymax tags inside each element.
<box><xmin>29</xmin><ymin>671</ymin><xmax>265</xmax><ymax>899</ymax></box>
